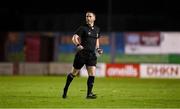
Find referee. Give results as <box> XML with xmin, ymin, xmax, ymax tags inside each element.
<box><xmin>62</xmin><ymin>11</ymin><xmax>103</xmax><ymax>99</ymax></box>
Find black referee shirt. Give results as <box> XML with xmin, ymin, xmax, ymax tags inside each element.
<box><xmin>74</xmin><ymin>24</ymin><xmax>100</xmax><ymax>51</ymax></box>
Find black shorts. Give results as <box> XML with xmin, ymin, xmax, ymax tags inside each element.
<box><xmin>73</xmin><ymin>49</ymin><xmax>97</xmax><ymax>69</ymax></box>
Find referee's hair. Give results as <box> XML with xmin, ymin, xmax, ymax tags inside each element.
<box><xmin>86</xmin><ymin>11</ymin><xmax>96</xmax><ymax>17</ymax></box>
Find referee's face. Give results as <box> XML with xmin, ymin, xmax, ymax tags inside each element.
<box><xmin>86</xmin><ymin>12</ymin><xmax>96</xmax><ymax>26</ymax></box>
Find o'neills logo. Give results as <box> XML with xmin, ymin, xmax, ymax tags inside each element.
<box><xmin>107</xmin><ymin>65</ymin><xmax>138</xmax><ymax>77</ymax></box>
<box><xmin>147</xmin><ymin>66</ymin><xmax>179</xmax><ymax>76</ymax></box>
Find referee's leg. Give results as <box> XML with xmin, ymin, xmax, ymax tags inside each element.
<box><xmin>86</xmin><ymin>66</ymin><xmax>97</xmax><ymax>99</ymax></box>
<box><xmin>62</xmin><ymin>67</ymin><xmax>80</xmax><ymax>98</ymax></box>
<box><xmin>62</xmin><ymin>52</ymin><xmax>84</xmax><ymax>98</ymax></box>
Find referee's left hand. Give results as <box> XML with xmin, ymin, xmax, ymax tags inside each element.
<box><xmin>96</xmin><ymin>48</ymin><xmax>103</xmax><ymax>55</ymax></box>
<box><xmin>76</xmin><ymin>44</ymin><xmax>84</xmax><ymax>51</ymax></box>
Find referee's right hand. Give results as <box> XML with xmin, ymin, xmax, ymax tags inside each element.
<box><xmin>76</xmin><ymin>44</ymin><xmax>84</xmax><ymax>51</ymax></box>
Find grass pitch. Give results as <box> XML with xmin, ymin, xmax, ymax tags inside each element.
<box><xmin>0</xmin><ymin>76</ymin><xmax>180</xmax><ymax>108</ymax></box>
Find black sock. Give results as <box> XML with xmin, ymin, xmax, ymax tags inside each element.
<box><xmin>87</xmin><ymin>76</ymin><xmax>95</xmax><ymax>96</ymax></box>
<box><xmin>63</xmin><ymin>73</ymin><xmax>75</xmax><ymax>95</ymax></box>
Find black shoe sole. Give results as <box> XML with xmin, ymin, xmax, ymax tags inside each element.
<box><xmin>62</xmin><ymin>89</ymin><xmax>67</xmax><ymax>99</ymax></box>
<box><xmin>62</xmin><ymin>95</ymin><xmax>67</xmax><ymax>99</ymax></box>
<box><xmin>86</xmin><ymin>96</ymin><xmax>97</xmax><ymax>99</ymax></box>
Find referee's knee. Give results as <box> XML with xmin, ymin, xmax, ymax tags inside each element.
<box><xmin>71</xmin><ymin>67</ymin><xmax>80</xmax><ymax>76</ymax></box>
<box><xmin>87</xmin><ymin>66</ymin><xmax>96</xmax><ymax>76</ymax></box>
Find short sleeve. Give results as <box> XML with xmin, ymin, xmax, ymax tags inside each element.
<box><xmin>74</xmin><ymin>26</ymin><xmax>83</xmax><ymax>37</ymax></box>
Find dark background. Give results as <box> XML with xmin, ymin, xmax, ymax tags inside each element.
<box><xmin>1</xmin><ymin>0</ymin><xmax>180</xmax><ymax>32</ymax></box>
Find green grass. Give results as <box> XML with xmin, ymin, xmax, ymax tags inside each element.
<box><xmin>7</xmin><ymin>51</ymin><xmax>25</xmax><ymax>62</ymax></box>
<box><xmin>58</xmin><ymin>53</ymin><xmax>75</xmax><ymax>62</ymax></box>
<box><xmin>1</xmin><ymin>76</ymin><xmax>180</xmax><ymax>108</ymax></box>
<box><xmin>58</xmin><ymin>53</ymin><xmax>172</xmax><ymax>63</ymax></box>
<box><xmin>58</xmin><ymin>53</ymin><xmax>111</xmax><ymax>63</ymax></box>
<box><xmin>115</xmin><ymin>54</ymin><xmax>169</xmax><ymax>63</ymax></box>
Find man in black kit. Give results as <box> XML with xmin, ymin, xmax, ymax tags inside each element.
<box><xmin>62</xmin><ymin>11</ymin><xmax>103</xmax><ymax>99</ymax></box>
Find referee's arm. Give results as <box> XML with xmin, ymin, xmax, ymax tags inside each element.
<box><xmin>72</xmin><ymin>34</ymin><xmax>81</xmax><ymax>46</ymax></box>
<box><xmin>96</xmin><ymin>38</ymin><xmax>100</xmax><ymax>49</ymax></box>
<box><xmin>96</xmin><ymin>38</ymin><xmax>103</xmax><ymax>55</ymax></box>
